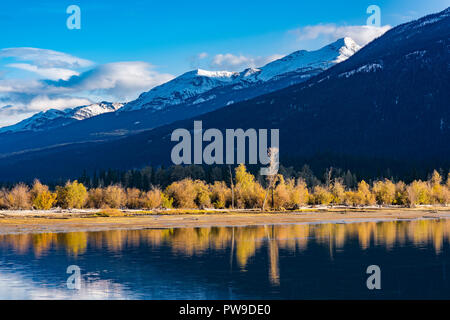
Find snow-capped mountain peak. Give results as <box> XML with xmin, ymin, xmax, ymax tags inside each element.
<box><xmin>121</xmin><ymin>69</ymin><xmax>240</xmax><ymax>112</ymax></box>
<box><xmin>255</xmin><ymin>37</ymin><xmax>361</xmax><ymax>81</ymax></box>
<box><xmin>121</xmin><ymin>37</ymin><xmax>361</xmax><ymax>112</ymax></box>
<box><xmin>0</xmin><ymin>102</ymin><xmax>123</xmax><ymax>133</ymax></box>
<box><xmin>332</xmin><ymin>37</ymin><xmax>361</xmax><ymax>62</ymax></box>
<box><xmin>70</xmin><ymin>102</ymin><xmax>123</xmax><ymax>120</ymax></box>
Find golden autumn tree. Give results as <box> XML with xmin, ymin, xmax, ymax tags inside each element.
<box><xmin>406</xmin><ymin>180</ymin><xmax>431</xmax><ymax>206</ymax></box>
<box><xmin>6</xmin><ymin>183</ymin><xmax>31</xmax><ymax>210</ymax></box>
<box><xmin>234</xmin><ymin>164</ymin><xmax>265</xmax><ymax>209</ymax></box>
<box><xmin>165</xmin><ymin>178</ymin><xmax>197</xmax><ymax>208</ymax></box>
<box><xmin>330</xmin><ymin>180</ymin><xmax>346</xmax><ymax>205</ymax></box>
<box><xmin>373</xmin><ymin>179</ymin><xmax>396</xmax><ymax>205</ymax></box>
<box><xmin>429</xmin><ymin>170</ymin><xmax>446</xmax><ymax>204</ymax></box>
<box><xmin>290</xmin><ymin>178</ymin><xmax>309</xmax><ymax>208</ymax></box>
<box><xmin>356</xmin><ymin>180</ymin><xmax>376</xmax><ymax>205</ymax></box>
<box><xmin>394</xmin><ymin>181</ymin><xmax>408</xmax><ymax>205</ymax></box>
<box><xmin>31</xmin><ymin>180</ymin><xmax>57</xmax><ymax>210</ymax></box>
<box><xmin>210</xmin><ymin>181</ymin><xmax>231</xmax><ymax>209</ymax></box>
<box><xmin>273</xmin><ymin>175</ymin><xmax>290</xmax><ymax>210</ymax></box>
<box><xmin>193</xmin><ymin>180</ymin><xmax>211</xmax><ymax>208</ymax></box>
<box><xmin>56</xmin><ymin>180</ymin><xmax>88</xmax><ymax>209</ymax></box>
<box><xmin>103</xmin><ymin>185</ymin><xmax>126</xmax><ymax>208</ymax></box>
<box><xmin>310</xmin><ymin>186</ymin><xmax>333</xmax><ymax>205</ymax></box>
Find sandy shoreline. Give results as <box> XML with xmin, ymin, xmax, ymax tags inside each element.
<box><xmin>0</xmin><ymin>207</ymin><xmax>449</xmax><ymax>235</ymax></box>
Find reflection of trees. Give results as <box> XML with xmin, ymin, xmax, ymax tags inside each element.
<box><xmin>2</xmin><ymin>219</ymin><xmax>450</xmax><ymax>282</ymax></box>
<box><xmin>265</xmin><ymin>225</ymin><xmax>280</xmax><ymax>285</ymax></box>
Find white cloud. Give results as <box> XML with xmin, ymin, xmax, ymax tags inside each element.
<box><xmin>26</xmin><ymin>96</ymin><xmax>93</xmax><ymax>112</ymax></box>
<box><xmin>0</xmin><ymin>96</ymin><xmax>93</xmax><ymax>127</ymax></box>
<box><xmin>0</xmin><ymin>48</ymin><xmax>175</xmax><ymax>127</ymax></box>
<box><xmin>50</xmin><ymin>61</ymin><xmax>174</xmax><ymax>101</ymax></box>
<box><xmin>0</xmin><ymin>47</ymin><xmax>93</xmax><ymax>69</ymax></box>
<box><xmin>0</xmin><ymin>78</ymin><xmax>43</xmax><ymax>94</ymax></box>
<box><xmin>292</xmin><ymin>24</ymin><xmax>391</xmax><ymax>47</ymax></box>
<box><xmin>210</xmin><ymin>53</ymin><xmax>284</xmax><ymax>71</ymax></box>
<box><xmin>6</xmin><ymin>63</ymin><xmax>79</xmax><ymax>80</ymax></box>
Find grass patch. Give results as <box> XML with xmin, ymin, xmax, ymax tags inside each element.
<box><xmin>95</xmin><ymin>208</ymin><xmax>127</xmax><ymax>217</ymax></box>
<box><xmin>155</xmin><ymin>209</ymin><xmax>228</xmax><ymax>215</ymax></box>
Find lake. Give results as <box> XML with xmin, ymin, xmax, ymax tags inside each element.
<box><xmin>1</xmin><ymin>218</ymin><xmax>450</xmax><ymax>299</ymax></box>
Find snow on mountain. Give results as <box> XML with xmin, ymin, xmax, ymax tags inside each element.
<box><xmin>254</xmin><ymin>37</ymin><xmax>361</xmax><ymax>81</ymax></box>
<box><xmin>0</xmin><ymin>102</ymin><xmax>123</xmax><ymax>133</ymax></box>
<box><xmin>121</xmin><ymin>69</ymin><xmax>239</xmax><ymax>112</ymax></box>
<box><xmin>121</xmin><ymin>37</ymin><xmax>360</xmax><ymax>112</ymax></box>
<box><xmin>70</xmin><ymin>102</ymin><xmax>123</xmax><ymax>120</ymax></box>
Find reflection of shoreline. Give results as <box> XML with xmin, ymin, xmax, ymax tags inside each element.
<box><xmin>1</xmin><ymin>219</ymin><xmax>450</xmax><ymax>285</ymax></box>
<box><xmin>0</xmin><ymin>208</ymin><xmax>449</xmax><ymax>235</ymax></box>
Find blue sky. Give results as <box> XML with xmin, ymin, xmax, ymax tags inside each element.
<box><xmin>0</xmin><ymin>0</ymin><xmax>448</xmax><ymax>127</ymax></box>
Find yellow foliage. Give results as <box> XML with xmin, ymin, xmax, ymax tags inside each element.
<box><xmin>357</xmin><ymin>180</ymin><xmax>376</xmax><ymax>205</ymax></box>
<box><xmin>234</xmin><ymin>164</ymin><xmax>265</xmax><ymax>209</ymax></box>
<box><xmin>166</xmin><ymin>178</ymin><xmax>198</xmax><ymax>208</ymax></box>
<box><xmin>103</xmin><ymin>185</ymin><xmax>126</xmax><ymax>208</ymax></box>
<box><xmin>144</xmin><ymin>188</ymin><xmax>163</xmax><ymax>209</ymax></box>
<box><xmin>406</xmin><ymin>180</ymin><xmax>431</xmax><ymax>206</ymax></box>
<box><xmin>56</xmin><ymin>180</ymin><xmax>87</xmax><ymax>209</ymax></box>
<box><xmin>0</xmin><ymin>189</ymin><xmax>7</xmax><ymax>209</ymax></box>
<box><xmin>290</xmin><ymin>179</ymin><xmax>309</xmax><ymax>208</ymax></box>
<box><xmin>310</xmin><ymin>186</ymin><xmax>333</xmax><ymax>205</ymax></box>
<box><xmin>160</xmin><ymin>193</ymin><xmax>174</xmax><ymax>209</ymax></box>
<box><xmin>30</xmin><ymin>180</ymin><xmax>57</xmax><ymax>210</ymax></box>
<box><xmin>2</xmin><ymin>169</ymin><xmax>449</xmax><ymax>211</ymax></box>
<box><xmin>373</xmin><ymin>179</ymin><xmax>396</xmax><ymax>205</ymax></box>
<box><xmin>6</xmin><ymin>183</ymin><xmax>31</xmax><ymax>209</ymax></box>
<box><xmin>273</xmin><ymin>176</ymin><xmax>290</xmax><ymax>209</ymax></box>
<box><xmin>87</xmin><ymin>188</ymin><xmax>106</xmax><ymax>208</ymax></box>
<box><xmin>33</xmin><ymin>191</ymin><xmax>57</xmax><ymax>210</ymax></box>
<box><xmin>210</xmin><ymin>181</ymin><xmax>231</xmax><ymax>209</ymax></box>
<box><xmin>194</xmin><ymin>180</ymin><xmax>211</xmax><ymax>208</ymax></box>
<box><xmin>394</xmin><ymin>181</ymin><xmax>408</xmax><ymax>205</ymax></box>
<box><xmin>330</xmin><ymin>180</ymin><xmax>345</xmax><ymax>205</ymax></box>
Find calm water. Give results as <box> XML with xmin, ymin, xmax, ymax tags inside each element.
<box><xmin>1</xmin><ymin>218</ymin><xmax>450</xmax><ymax>299</ymax></box>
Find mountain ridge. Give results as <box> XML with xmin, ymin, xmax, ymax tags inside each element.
<box><xmin>0</xmin><ymin>102</ymin><xmax>124</xmax><ymax>133</ymax></box>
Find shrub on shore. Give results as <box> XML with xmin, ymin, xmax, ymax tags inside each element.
<box><xmin>406</xmin><ymin>180</ymin><xmax>431</xmax><ymax>206</ymax></box>
<box><xmin>4</xmin><ymin>183</ymin><xmax>32</xmax><ymax>209</ymax></box>
<box><xmin>210</xmin><ymin>181</ymin><xmax>231</xmax><ymax>209</ymax></box>
<box><xmin>125</xmin><ymin>188</ymin><xmax>146</xmax><ymax>209</ymax></box>
<box><xmin>373</xmin><ymin>179</ymin><xmax>396</xmax><ymax>205</ymax></box>
<box><xmin>234</xmin><ymin>164</ymin><xmax>265</xmax><ymax>209</ymax></box>
<box><xmin>310</xmin><ymin>186</ymin><xmax>333</xmax><ymax>206</ymax></box>
<box><xmin>1</xmin><ymin>167</ymin><xmax>449</xmax><ymax>210</ymax></box>
<box><xmin>56</xmin><ymin>180</ymin><xmax>88</xmax><ymax>209</ymax></box>
<box><xmin>31</xmin><ymin>180</ymin><xmax>57</xmax><ymax>210</ymax></box>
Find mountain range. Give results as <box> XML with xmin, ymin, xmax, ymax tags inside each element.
<box><xmin>0</xmin><ymin>8</ymin><xmax>448</xmax><ymax>182</ymax></box>
<box><xmin>0</xmin><ymin>102</ymin><xmax>124</xmax><ymax>133</ymax></box>
<box><xmin>0</xmin><ymin>37</ymin><xmax>360</xmax><ymax>158</ymax></box>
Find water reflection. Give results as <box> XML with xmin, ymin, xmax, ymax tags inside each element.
<box><xmin>1</xmin><ymin>219</ymin><xmax>450</xmax><ymax>299</ymax></box>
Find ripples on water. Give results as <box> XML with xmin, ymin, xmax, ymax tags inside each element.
<box><xmin>1</xmin><ymin>218</ymin><xmax>450</xmax><ymax>299</ymax></box>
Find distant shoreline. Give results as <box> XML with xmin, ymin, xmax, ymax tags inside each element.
<box><xmin>0</xmin><ymin>207</ymin><xmax>449</xmax><ymax>235</ymax></box>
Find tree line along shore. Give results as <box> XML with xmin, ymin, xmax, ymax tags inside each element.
<box><xmin>0</xmin><ymin>165</ymin><xmax>449</xmax><ymax>211</ymax></box>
